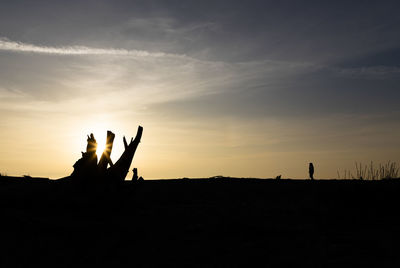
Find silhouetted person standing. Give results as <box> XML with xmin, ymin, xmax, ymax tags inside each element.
<box><xmin>309</xmin><ymin>163</ymin><xmax>314</xmax><ymax>180</ymax></box>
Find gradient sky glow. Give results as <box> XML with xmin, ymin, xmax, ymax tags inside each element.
<box><xmin>0</xmin><ymin>0</ymin><xmax>399</xmax><ymax>179</ymax></box>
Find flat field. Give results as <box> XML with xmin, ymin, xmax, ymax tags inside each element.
<box><xmin>1</xmin><ymin>177</ymin><xmax>399</xmax><ymax>267</ymax></box>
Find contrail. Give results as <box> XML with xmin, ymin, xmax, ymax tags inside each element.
<box><xmin>0</xmin><ymin>37</ymin><xmax>185</xmax><ymax>59</ymax></box>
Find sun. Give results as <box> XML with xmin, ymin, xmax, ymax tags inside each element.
<box><xmin>81</xmin><ymin>125</ymin><xmax>108</xmax><ymax>157</ymax></box>
<box><xmin>74</xmin><ymin>119</ymin><xmax>124</xmax><ymax>164</ymax></box>
<box><xmin>92</xmin><ymin>130</ymin><xmax>107</xmax><ymax>157</ymax></box>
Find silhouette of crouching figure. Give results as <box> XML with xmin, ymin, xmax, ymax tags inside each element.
<box><xmin>132</xmin><ymin>167</ymin><xmax>144</xmax><ymax>183</ymax></box>
<box><xmin>132</xmin><ymin>168</ymin><xmax>138</xmax><ymax>181</ymax></box>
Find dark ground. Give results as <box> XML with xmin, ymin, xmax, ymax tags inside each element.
<box><xmin>1</xmin><ymin>176</ymin><xmax>400</xmax><ymax>267</ymax></box>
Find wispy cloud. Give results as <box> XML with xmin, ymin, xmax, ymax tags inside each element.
<box><xmin>0</xmin><ymin>37</ymin><xmax>320</xmax><ymax>105</ymax></box>
<box><xmin>0</xmin><ymin>37</ymin><xmax>186</xmax><ymax>59</ymax></box>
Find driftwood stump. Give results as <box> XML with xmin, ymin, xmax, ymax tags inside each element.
<box><xmin>69</xmin><ymin>126</ymin><xmax>143</xmax><ymax>185</ymax></box>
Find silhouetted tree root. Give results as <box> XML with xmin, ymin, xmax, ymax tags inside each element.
<box><xmin>66</xmin><ymin>126</ymin><xmax>143</xmax><ymax>187</ymax></box>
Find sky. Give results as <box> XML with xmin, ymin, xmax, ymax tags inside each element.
<box><xmin>0</xmin><ymin>0</ymin><xmax>399</xmax><ymax>179</ymax></box>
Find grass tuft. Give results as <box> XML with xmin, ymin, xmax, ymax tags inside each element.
<box><xmin>338</xmin><ymin>161</ymin><xmax>399</xmax><ymax>180</ymax></box>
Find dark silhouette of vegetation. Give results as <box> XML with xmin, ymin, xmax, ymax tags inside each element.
<box><xmin>337</xmin><ymin>161</ymin><xmax>399</xmax><ymax>180</ymax></box>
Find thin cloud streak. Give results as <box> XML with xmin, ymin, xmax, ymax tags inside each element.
<box><xmin>0</xmin><ymin>37</ymin><xmax>186</xmax><ymax>59</ymax></box>
<box><xmin>0</xmin><ymin>37</ymin><xmax>316</xmax><ymax>67</ymax></box>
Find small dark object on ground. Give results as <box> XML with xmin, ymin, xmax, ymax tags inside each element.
<box><xmin>132</xmin><ymin>168</ymin><xmax>143</xmax><ymax>182</ymax></box>
<box><xmin>132</xmin><ymin>168</ymin><xmax>138</xmax><ymax>181</ymax></box>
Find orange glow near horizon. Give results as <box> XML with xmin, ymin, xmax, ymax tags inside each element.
<box><xmin>1</xmin><ymin>117</ymin><xmax>400</xmax><ymax>180</ymax></box>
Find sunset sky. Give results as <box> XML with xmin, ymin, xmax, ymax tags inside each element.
<box><xmin>0</xmin><ymin>1</ymin><xmax>399</xmax><ymax>179</ymax></box>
